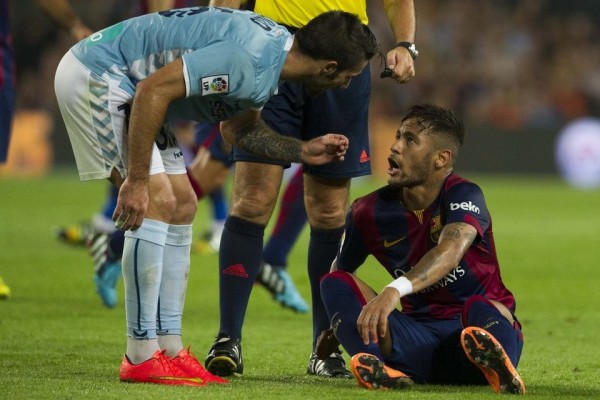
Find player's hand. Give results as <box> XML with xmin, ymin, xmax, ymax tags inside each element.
<box><xmin>300</xmin><ymin>134</ymin><xmax>349</xmax><ymax>165</ymax></box>
<box><xmin>112</xmin><ymin>178</ymin><xmax>148</xmax><ymax>231</ymax></box>
<box><xmin>385</xmin><ymin>47</ymin><xmax>415</xmax><ymax>84</ymax></box>
<box><xmin>315</xmin><ymin>328</ymin><xmax>340</xmax><ymax>360</ymax></box>
<box><xmin>356</xmin><ymin>287</ymin><xmax>400</xmax><ymax>345</ymax></box>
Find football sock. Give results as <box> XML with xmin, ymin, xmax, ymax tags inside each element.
<box><xmin>92</xmin><ymin>185</ymin><xmax>118</xmax><ymax>234</ymax></box>
<box><xmin>108</xmin><ymin>229</ymin><xmax>125</xmax><ymax>262</ymax></box>
<box><xmin>126</xmin><ymin>336</ymin><xmax>161</xmax><ymax>365</ymax></box>
<box><xmin>157</xmin><ymin>224</ymin><xmax>192</xmax><ymax>356</ymax></box>
<box><xmin>157</xmin><ymin>334</ymin><xmax>183</xmax><ymax>358</ymax></box>
<box><xmin>218</xmin><ymin>216</ymin><xmax>265</xmax><ymax>339</ymax></box>
<box><xmin>123</xmin><ymin>219</ymin><xmax>168</xmax><ymax>344</ymax></box>
<box><xmin>262</xmin><ymin>169</ymin><xmax>307</xmax><ymax>267</ymax></box>
<box><xmin>209</xmin><ymin>186</ymin><xmax>228</xmax><ymax>221</ymax></box>
<box><xmin>308</xmin><ymin>226</ymin><xmax>345</xmax><ymax>348</ymax></box>
<box><xmin>320</xmin><ymin>271</ymin><xmax>384</xmax><ymax>358</ymax></box>
<box><xmin>101</xmin><ymin>185</ymin><xmax>119</xmax><ymax>220</ymax></box>
<box><xmin>462</xmin><ymin>296</ymin><xmax>523</xmax><ymax>366</ymax></box>
<box><xmin>211</xmin><ymin>219</ymin><xmax>225</xmax><ymax>240</ymax></box>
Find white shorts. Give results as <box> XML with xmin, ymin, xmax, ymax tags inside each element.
<box><xmin>54</xmin><ymin>50</ymin><xmax>186</xmax><ymax>181</ymax></box>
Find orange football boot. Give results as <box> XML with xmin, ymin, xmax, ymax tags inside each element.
<box><xmin>350</xmin><ymin>353</ymin><xmax>413</xmax><ymax>390</ymax></box>
<box><xmin>461</xmin><ymin>327</ymin><xmax>525</xmax><ymax>395</ymax></box>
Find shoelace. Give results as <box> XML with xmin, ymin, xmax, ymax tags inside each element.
<box><xmin>180</xmin><ymin>351</ymin><xmax>203</xmax><ymax>372</ymax></box>
<box><xmin>156</xmin><ymin>350</ymin><xmax>178</xmax><ymax>375</ymax></box>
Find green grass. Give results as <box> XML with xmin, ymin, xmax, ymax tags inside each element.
<box><xmin>1</xmin><ymin>171</ymin><xmax>600</xmax><ymax>399</ymax></box>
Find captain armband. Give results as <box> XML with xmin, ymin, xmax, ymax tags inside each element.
<box><xmin>385</xmin><ymin>276</ymin><xmax>413</xmax><ymax>297</ymax></box>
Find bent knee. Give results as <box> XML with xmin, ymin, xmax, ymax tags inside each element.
<box><xmin>320</xmin><ymin>270</ymin><xmax>367</xmax><ymax>302</ymax></box>
<box><xmin>321</xmin><ymin>270</ymin><xmax>353</xmax><ymax>288</ymax></box>
<box><xmin>148</xmin><ymin>187</ymin><xmax>198</xmax><ymax>224</ymax></box>
<box><xmin>149</xmin><ymin>189</ymin><xmax>177</xmax><ymax>219</ymax></box>
<box><xmin>461</xmin><ymin>295</ymin><xmax>515</xmax><ymax>326</ymax></box>
<box><xmin>176</xmin><ymin>194</ymin><xmax>198</xmax><ymax>223</ymax></box>
<box><xmin>172</xmin><ymin>188</ymin><xmax>198</xmax><ymax>224</ymax></box>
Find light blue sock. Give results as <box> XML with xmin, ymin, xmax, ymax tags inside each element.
<box><xmin>123</xmin><ymin>219</ymin><xmax>169</xmax><ymax>340</ymax></box>
<box><xmin>157</xmin><ymin>224</ymin><xmax>193</xmax><ymax>336</ymax></box>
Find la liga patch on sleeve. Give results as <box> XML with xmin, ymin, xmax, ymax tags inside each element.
<box><xmin>201</xmin><ymin>75</ymin><xmax>229</xmax><ymax>95</ymax></box>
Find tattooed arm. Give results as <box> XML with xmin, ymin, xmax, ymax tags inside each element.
<box><xmin>404</xmin><ymin>222</ymin><xmax>477</xmax><ymax>292</ymax></box>
<box><xmin>356</xmin><ymin>222</ymin><xmax>477</xmax><ymax>345</ymax></box>
<box><xmin>221</xmin><ymin>110</ymin><xmax>349</xmax><ymax>165</ymax></box>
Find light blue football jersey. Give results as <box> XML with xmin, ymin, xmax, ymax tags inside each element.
<box><xmin>70</xmin><ymin>7</ymin><xmax>292</xmax><ymax>122</ymax></box>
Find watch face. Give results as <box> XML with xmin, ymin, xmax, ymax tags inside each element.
<box><xmin>409</xmin><ymin>44</ymin><xmax>418</xmax><ymax>58</ymax></box>
<box><xmin>397</xmin><ymin>42</ymin><xmax>418</xmax><ymax>60</ymax></box>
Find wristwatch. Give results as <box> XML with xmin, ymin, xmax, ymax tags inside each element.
<box><xmin>396</xmin><ymin>42</ymin><xmax>419</xmax><ymax>60</ymax></box>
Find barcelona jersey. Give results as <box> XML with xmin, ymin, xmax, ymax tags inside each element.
<box><xmin>336</xmin><ymin>172</ymin><xmax>516</xmax><ymax>320</ymax></box>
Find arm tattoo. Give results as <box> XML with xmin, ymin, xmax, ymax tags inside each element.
<box><xmin>236</xmin><ymin>120</ymin><xmax>302</xmax><ymax>163</ymax></box>
<box><xmin>442</xmin><ymin>223</ymin><xmax>477</xmax><ymax>245</ymax></box>
<box><xmin>414</xmin><ymin>252</ymin><xmax>436</xmax><ymax>282</ymax></box>
<box><xmin>407</xmin><ymin>223</ymin><xmax>477</xmax><ymax>286</ymax></box>
<box><xmin>444</xmin><ymin>226</ymin><xmax>461</xmax><ymax>240</ymax></box>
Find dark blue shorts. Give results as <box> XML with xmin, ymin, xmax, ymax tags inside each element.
<box><xmin>194</xmin><ymin>122</ymin><xmax>233</xmax><ymax>168</ymax></box>
<box><xmin>384</xmin><ymin>311</ymin><xmax>522</xmax><ymax>385</ymax></box>
<box><xmin>232</xmin><ymin>65</ymin><xmax>372</xmax><ymax>179</ymax></box>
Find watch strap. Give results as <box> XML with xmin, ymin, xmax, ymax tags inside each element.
<box><xmin>395</xmin><ymin>41</ymin><xmax>418</xmax><ymax>60</ymax></box>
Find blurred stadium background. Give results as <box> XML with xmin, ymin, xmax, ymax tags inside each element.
<box><xmin>2</xmin><ymin>0</ymin><xmax>600</xmax><ymax>186</ymax></box>
<box><xmin>2</xmin><ymin>3</ymin><xmax>600</xmax><ymax>397</ymax></box>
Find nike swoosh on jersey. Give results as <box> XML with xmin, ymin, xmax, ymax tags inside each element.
<box><xmin>383</xmin><ymin>236</ymin><xmax>406</xmax><ymax>248</ymax></box>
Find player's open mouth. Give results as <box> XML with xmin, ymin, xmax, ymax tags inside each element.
<box><xmin>387</xmin><ymin>156</ymin><xmax>400</xmax><ymax>175</ymax></box>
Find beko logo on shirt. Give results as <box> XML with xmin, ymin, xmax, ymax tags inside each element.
<box><xmin>201</xmin><ymin>75</ymin><xmax>229</xmax><ymax>95</ymax></box>
<box><xmin>450</xmin><ymin>201</ymin><xmax>480</xmax><ymax>214</ymax></box>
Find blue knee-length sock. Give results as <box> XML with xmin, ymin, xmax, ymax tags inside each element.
<box><xmin>101</xmin><ymin>185</ymin><xmax>119</xmax><ymax>220</ymax></box>
<box><xmin>108</xmin><ymin>229</ymin><xmax>124</xmax><ymax>261</ymax></box>
<box><xmin>320</xmin><ymin>271</ymin><xmax>383</xmax><ymax>358</ymax></box>
<box><xmin>262</xmin><ymin>170</ymin><xmax>307</xmax><ymax>267</ymax></box>
<box><xmin>210</xmin><ymin>187</ymin><xmax>228</xmax><ymax>222</ymax></box>
<box><xmin>462</xmin><ymin>296</ymin><xmax>523</xmax><ymax>366</ymax></box>
<box><xmin>308</xmin><ymin>226</ymin><xmax>344</xmax><ymax>348</ymax></box>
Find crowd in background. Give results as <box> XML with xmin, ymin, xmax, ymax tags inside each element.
<box><xmin>369</xmin><ymin>0</ymin><xmax>600</xmax><ymax>131</ymax></box>
<box><xmin>5</xmin><ymin>0</ymin><xmax>600</xmax><ymax>171</ymax></box>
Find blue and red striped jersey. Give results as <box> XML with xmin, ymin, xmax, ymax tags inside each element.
<box><xmin>0</xmin><ymin>0</ymin><xmax>15</xmax><ymax>89</ymax></box>
<box><xmin>336</xmin><ymin>172</ymin><xmax>516</xmax><ymax>320</ymax></box>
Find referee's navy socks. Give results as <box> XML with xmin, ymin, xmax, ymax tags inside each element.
<box><xmin>218</xmin><ymin>216</ymin><xmax>265</xmax><ymax>339</ymax></box>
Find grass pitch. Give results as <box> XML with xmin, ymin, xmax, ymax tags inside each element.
<box><xmin>1</xmin><ymin>171</ymin><xmax>599</xmax><ymax>399</ymax></box>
